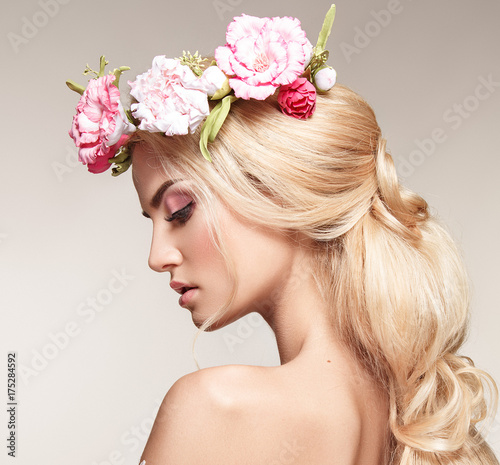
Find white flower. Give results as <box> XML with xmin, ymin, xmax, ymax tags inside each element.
<box><xmin>128</xmin><ymin>56</ymin><xmax>210</xmax><ymax>136</ymax></box>
<box><xmin>201</xmin><ymin>66</ymin><xmax>227</xmax><ymax>97</ymax></box>
<box><xmin>314</xmin><ymin>67</ymin><xmax>337</xmax><ymax>92</ymax></box>
<box><xmin>303</xmin><ymin>41</ymin><xmax>314</xmax><ymax>69</ymax></box>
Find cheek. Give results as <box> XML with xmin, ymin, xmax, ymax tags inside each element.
<box><xmin>185</xmin><ymin>215</ymin><xmax>234</xmax><ymax>319</ymax></box>
<box><xmin>185</xmin><ymin>214</ymin><xmax>226</xmax><ymax>272</ymax></box>
<box><xmin>223</xmin><ymin>221</ymin><xmax>295</xmax><ymax>300</ymax></box>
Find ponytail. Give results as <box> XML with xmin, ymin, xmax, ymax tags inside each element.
<box><xmin>322</xmin><ymin>137</ymin><xmax>499</xmax><ymax>464</ymax></box>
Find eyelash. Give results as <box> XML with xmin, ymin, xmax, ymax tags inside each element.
<box><xmin>165</xmin><ymin>201</ymin><xmax>195</xmax><ymax>225</ymax></box>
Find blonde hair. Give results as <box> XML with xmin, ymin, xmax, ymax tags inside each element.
<box><xmin>129</xmin><ymin>84</ymin><xmax>499</xmax><ymax>464</ymax></box>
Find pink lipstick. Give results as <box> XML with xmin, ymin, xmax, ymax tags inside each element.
<box><xmin>170</xmin><ymin>281</ymin><xmax>198</xmax><ymax>307</ymax></box>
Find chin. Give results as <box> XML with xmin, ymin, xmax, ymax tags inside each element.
<box><xmin>191</xmin><ymin>309</ymin><xmax>235</xmax><ymax>332</ymax></box>
<box><xmin>192</xmin><ymin>318</ymin><xmax>224</xmax><ymax>332</ymax></box>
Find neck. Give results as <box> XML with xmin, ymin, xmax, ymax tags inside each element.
<box><xmin>260</xmin><ymin>249</ymin><xmax>343</xmax><ymax>366</ymax></box>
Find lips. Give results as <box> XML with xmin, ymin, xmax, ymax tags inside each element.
<box><xmin>170</xmin><ymin>281</ymin><xmax>197</xmax><ymax>296</ymax></box>
<box><xmin>178</xmin><ymin>287</ymin><xmax>197</xmax><ymax>307</ymax></box>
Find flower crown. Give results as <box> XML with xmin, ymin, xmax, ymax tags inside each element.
<box><xmin>67</xmin><ymin>5</ymin><xmax>337</xmax><ymax>176</ymax></box>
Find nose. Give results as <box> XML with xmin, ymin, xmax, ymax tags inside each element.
<box><xmin>148</xmin><ymin>228</ymin><xmax>183</xmax><ymax>272</ymax></box>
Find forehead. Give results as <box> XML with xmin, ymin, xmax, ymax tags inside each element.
<box><xmin>132</xmin><ymin>146</ymin><xmax>171</xmax><ymax>197</ymax></box>
<box><xmin>131</xmin><ymin>145</ymin><xmax>199</xmax><ymax>210</ymax></box>
<box><xmin>132</xmin><ymin>147</ymin><xmax>179</xmax><ymax>210</ymax></box>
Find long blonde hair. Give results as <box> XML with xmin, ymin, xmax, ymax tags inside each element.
<box><xmin>129</xmin><ymin>84</ymin><xmax>498</xmax><ymax>464</ymax></box>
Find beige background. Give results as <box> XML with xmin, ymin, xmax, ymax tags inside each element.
<box><xmin>1</xmin><ymin>0</ymin><xmax>499</xmax><ymax>463</ymax></box>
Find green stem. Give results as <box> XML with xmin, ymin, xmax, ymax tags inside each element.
<box><xmin>112</xmin><ymin>66</ymin><xmax>131</xmax><ymax>88</ymax></box>
<box><xmin>98</xmin><ymin>56</ymin><xmax>108</xmax><ymax>77</ymax></box>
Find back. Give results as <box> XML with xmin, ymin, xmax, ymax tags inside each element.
<box><xmin>139</xmin><ymin>362</ymin><xmax>391</xmax><ymax>465</ymax></box>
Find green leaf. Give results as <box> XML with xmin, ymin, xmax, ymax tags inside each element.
<box><xmin>198</xmin><ymin>95</ymin><xmax>238</xmax><ymax>161</ymax></box>
<box><xmin>110</xmin><ymin>150</ymin><xmax>132</xmax><ymax>175</ymax></box>
<box><xmin>209</xmin><ymin>95</ymin><xmax>237</xmax><ymax>142</ymax></box>
<box><xmin>315</xmin><ymin>4</ymin><xmax>336</xmax><ymax>54</ymax></box>
<box><xmin>199</xmin><ymin>104</ymin><xmax>221</xmax><ymax>162</ymax></box>
<box><xmin>109</xmin><ymin>146</ymin><xmax>131</xmax><ymax>164</ymax></box>
<box><xmin>199</xmin><ymin>126</ymin><xmax>213</xmax><ymax>162</ymax></box>
<box><xmin>66</xmin><ymin>79</ymin><xmax>85</xmax><ymax>95</ymax></box>
<box><xmin>111</xmin><ymin>157</ymin><xmax>132</xmax><ymax>176</ymax></box>
<box><xmin>110</xmin><ymin>146</ymin><xmax>132</xmax><ymax>176</ymax></box>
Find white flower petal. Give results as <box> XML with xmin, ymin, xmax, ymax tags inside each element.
<box><xmin>201</xmin><ymin>66</ymin><xmax>227</xmax><ymax>97</ymax></box>
<box><xmin>127</xmin><ymin>57</ymin><xmax>210</xmax><ymax>136</ymax></box>
<box><xmin>314</xmin><ymin>67</ymin><xmax>337</xmax><ymax>92</ymax></box>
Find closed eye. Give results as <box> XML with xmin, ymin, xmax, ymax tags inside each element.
<box><xmin>166</xmin><ymin>201</ymin><xmax>195</xmax><ymax>225</ymax></box>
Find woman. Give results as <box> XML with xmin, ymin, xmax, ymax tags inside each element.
<box><xmin>67</xmin><ymin>7</ymin><xmax>498</xmax><ymax>465</ymax></box>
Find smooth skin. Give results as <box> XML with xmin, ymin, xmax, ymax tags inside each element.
<box><xmin>132</xmin><ymin>147</ymin><xmax>391</xmax><ymax>465</ymax></box>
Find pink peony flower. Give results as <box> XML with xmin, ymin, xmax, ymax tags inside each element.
<box><xmin>69</xmin><ymin>74</ymin><xmax>134</xmax><ymax>173</ymax></box>
<box><xmin>277</xmin><ymin>77</ymin><xmax>316</xmax><ymax>120</ymax></box>
<box><xmin>215</xmin><ymin>14</ymin><xmax>313</xmax><ymax>100</ymax></box>
<box><xmin>128</xmin><ymin>56</ymin><xmax>210</xmax><ymax>136</ymax></box>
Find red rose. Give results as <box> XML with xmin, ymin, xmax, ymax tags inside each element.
<box><xmin>277</xmin><ymin>77</ymin><xmax>316</xmax><ymax>120</ymax></box>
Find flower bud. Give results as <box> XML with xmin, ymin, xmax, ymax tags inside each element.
<box><xmin>314</xmin><ymin>67</ymin><xmax>337</xmax><ymax>92</ymax></box>
<box><xmin>277</xmin><ymin>77</ymin><xmax>316</xmax><ymax>120</ymax></box>
<box><xmin>202</xmin><ymin>66</ymin><xmax>227</xmax><ymax>97</ymax></box>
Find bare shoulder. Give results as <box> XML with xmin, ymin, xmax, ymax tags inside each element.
<box><xmin>139</xmin><ymin>363</ymin><xmax>389</xmax><ymax>465</ymax></box>
<box><xmin>139</xmin><ymin>364</ymin><xmax>275</xmax><ymax>464</ymax></box>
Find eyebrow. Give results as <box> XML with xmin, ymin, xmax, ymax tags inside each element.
<box><xmin>141</xmin><ymin>179</ymin><xmax>180</xmax><ymax>218</ymax></box>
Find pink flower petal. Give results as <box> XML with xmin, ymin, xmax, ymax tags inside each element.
<box><xmin>303</xmin><ymin>39</ymin><xmax>313</xmax><ymax>66</ymax></box>
<box><xmin>273</xmin><ymin>41</ymin><xmax>306</xmax><ymax>86</ymax></box>
<box><xmin>256</xmin><ymin>30</ymin><xmax>283</xmax><ymax>62</ymax></box>
<box><xmin>128</xmin><ymin>57</ymin><xmax>210</xmax><ymax>136</ymax></box>
<box><xmin>78</xmin><ymin>144</ymin><xmax>100</xmax><ymax>164</ymax></box>
<box><xmin>263</xmin><ymin>40</ymin><xmax>289</xmax><ymax>75</ymax></box>
<box><xmin>214</xmin><ymin>46</ymin><xmax>235</xmax><ymax>76</ymax></box>
<box><xmin>87</xmin><ymin>150</ymin><xmax>113</xmax><ymax>173</ymax></box>
<box><xmin>268</xmin><ymin>16</ymin><xmax>307</xmax><ymax>45</ymax></box>
<box><xmin>68</xmin><ymin>73</ymin><xmax>134</xmax><ymax>174</ymax></box>
<box><xmin>226</xmin><ymin>14</ymin><xmax>268</xmax><ymax>45</ymax></box>
<box><xmin>233</xmin><ymin>36</ymin><xmax>259</xmax><ymax>70</ymax></box>
<box><xmin>220</xmin><ymin>13</ymin><xmax>312</xmax><ymax>99</ymax></box>
<box><xmin>229</xmin><ymin>78</ymin><xmax>276</xmax><ymax>100</ymax></box>
<box><xmin>227</xmin><ymin>53</ymin><xmax>258</xmax><ymax>80</ymax></box>
<box><xmin>277</xmin><ymin>77</ymin><xmax>316</xmax><ymax>119</ymax></box>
